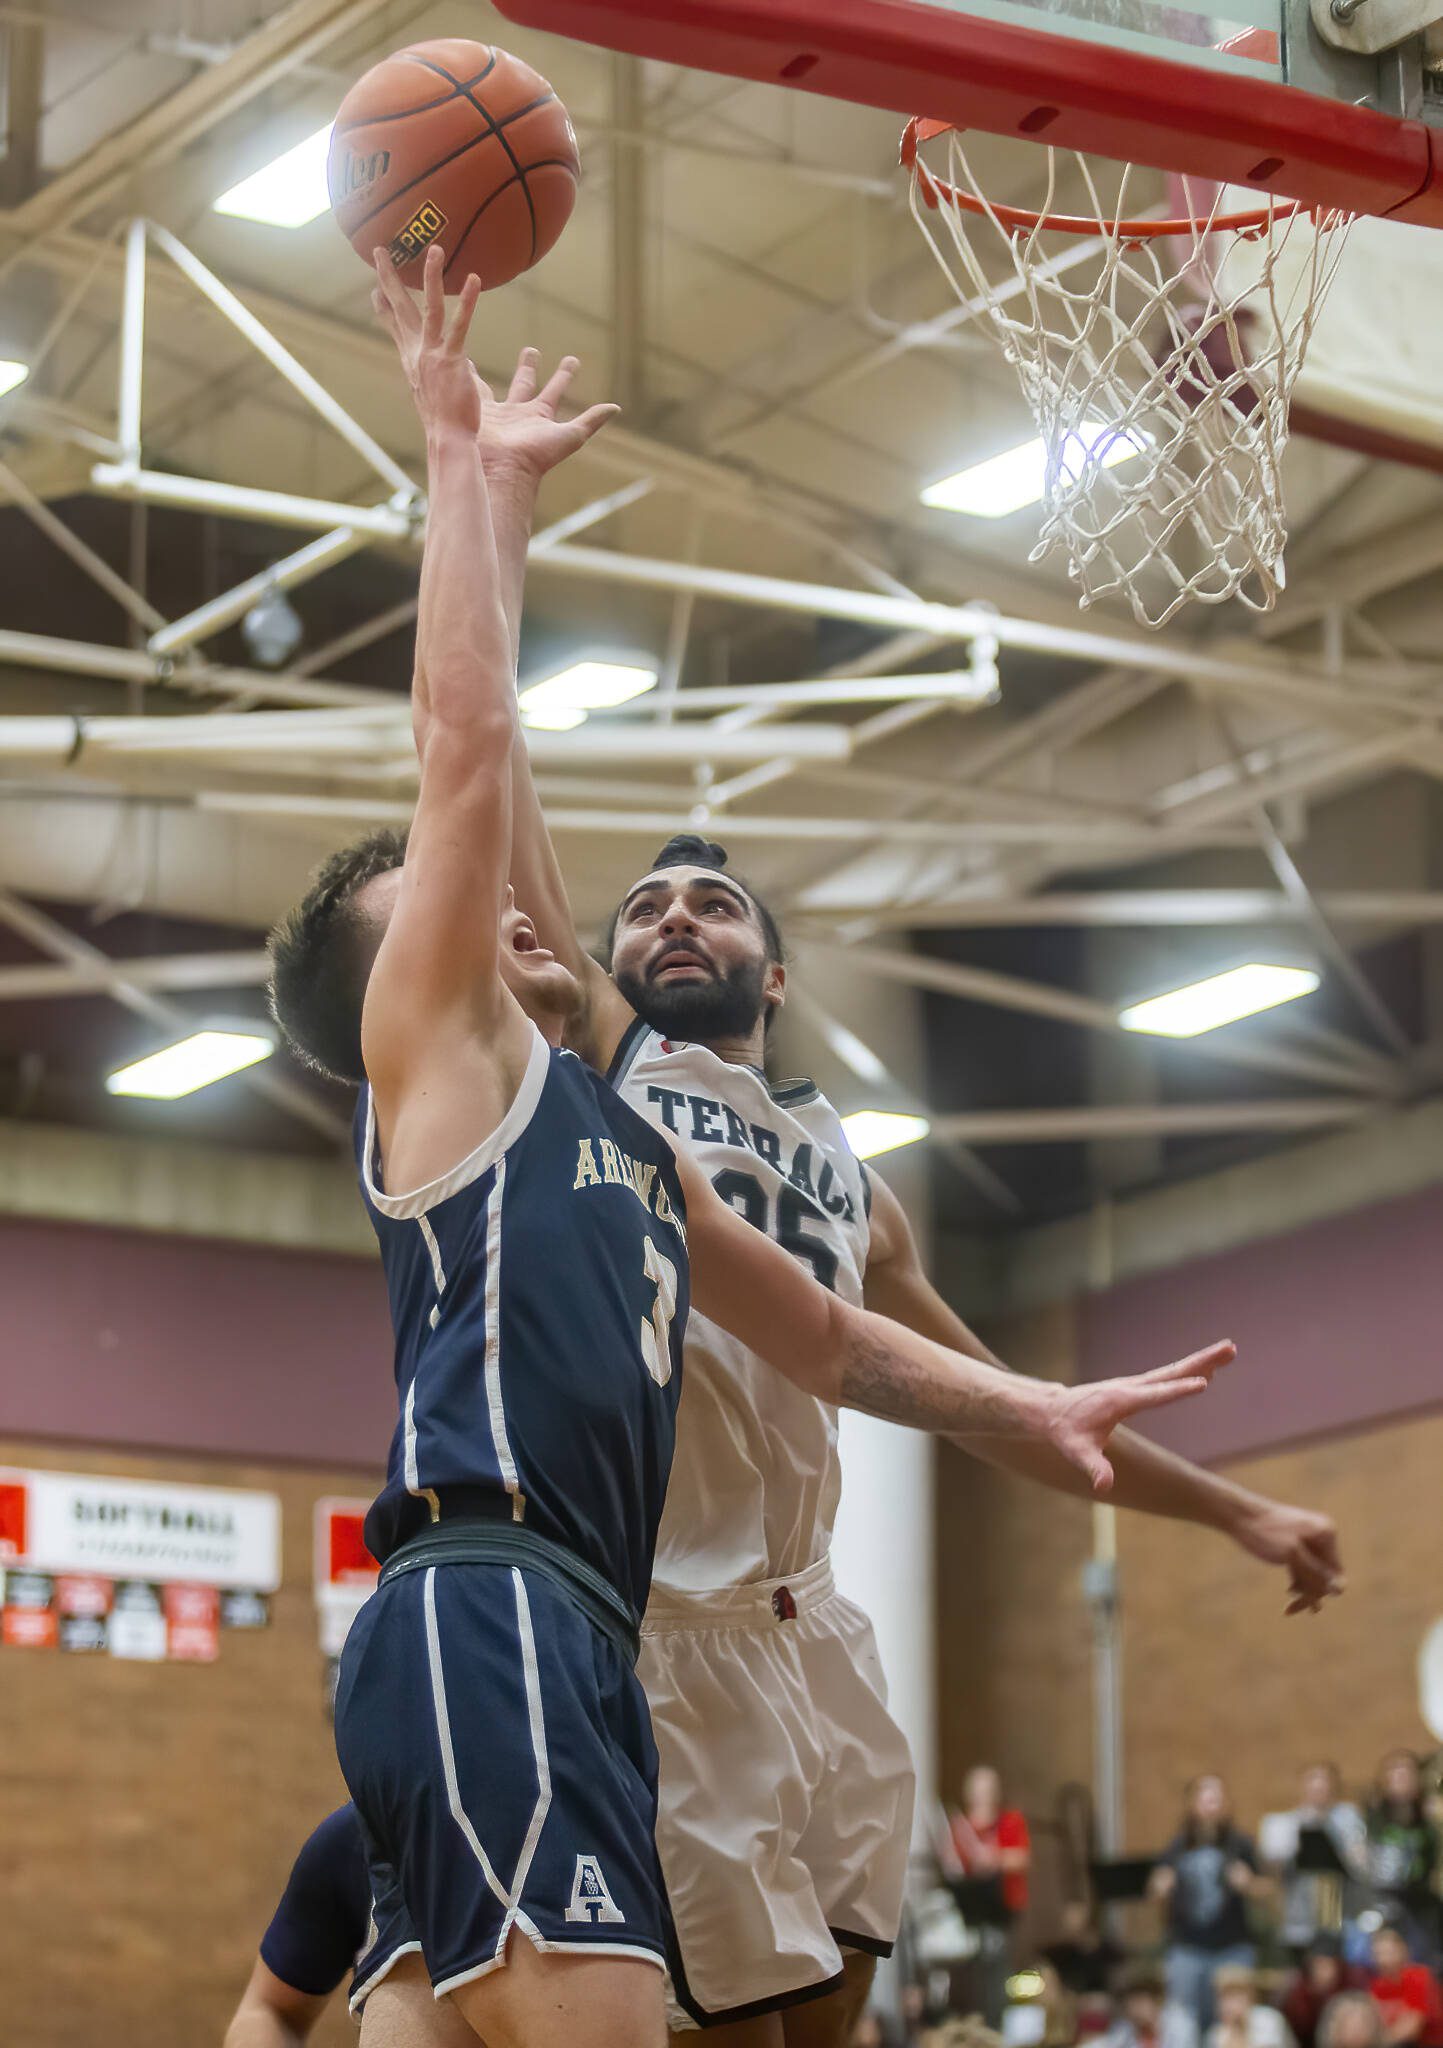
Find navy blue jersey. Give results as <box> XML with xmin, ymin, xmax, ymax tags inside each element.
<box><xmin>259</xmin><ymin>1803</ymin><xmax>370</xmax><ymax>1997</ymax></box>
<box><xmin>355</xmin><ymin>1026</ymin><xmax>688</xmax><ymax>1615</ymax></box>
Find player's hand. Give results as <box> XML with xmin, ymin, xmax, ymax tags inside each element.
<box><xmin>1046</xmin><ymin>1342</ymin><xmax>1236</xmax><ymax>1495</ymax></box>
<box><xmin>1229</xmin><ymin>1498</ymin><xmax>1343</xmax><ymax>1615</ymax></box>
<box><xmin>475</xmin><ymin>347</ymin><xmax>620</xmax><ymax>485</ymax></box>
<box><xmin>372</xmin><ymin>243</ymin><xmax>483</xmax><ymax>439</ymax></box>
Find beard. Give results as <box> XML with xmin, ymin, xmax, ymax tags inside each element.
<box><xmin>615</xmin><ymin>954</ymin><xmax>768</xmax><ymax>1043</ymax></box>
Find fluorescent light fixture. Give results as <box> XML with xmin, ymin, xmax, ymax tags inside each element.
<box><xmin>841</xmin><ymin>1109</ymin><xmax>931</xmax><ymax>1159</ymax></box>
<box><xmin>214</xmin><ymin>124</ymin><xmax>333</xmax><ymax>228</ymax></box>
<box><xmin>922</xmin><ymin>421</ymin><xmax>1146</xmax><ymax>519</ymax></box>
<box><xmin>0</xmin><ymin>360</ymin><xmax>28</xmax><ymax>398</ymax></box>
<box><xmin>1119</xmin><ymin>963</ymin><xmax>1320</xmax><ymax>1038</ymax></box>
<box><xmin>519</xmin><ymin>660</ymin><xmax>659</xmax><ymax>731</ymax></box>
<box><xmin>106</xmin><ymin>1028</ymin><xmax>275</xmax><ymax>1100</ymax></box>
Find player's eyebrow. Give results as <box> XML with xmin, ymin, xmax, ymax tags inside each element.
<box><xmin>620</xmin><ymin>874</ymin><xmax>751</xmax><ymax>918</ymax></box>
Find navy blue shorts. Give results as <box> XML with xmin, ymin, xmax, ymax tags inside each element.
<box><xmin>334</xmin><ymin>1560</ymin><xmax>669</xmax><ymax>2007</ymax></box>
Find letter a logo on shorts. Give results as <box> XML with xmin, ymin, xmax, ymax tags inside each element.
<box><xmin>565</xmin><ymin>1853</ymin><xmax>625</xmax><ymax>1924</ymax></box>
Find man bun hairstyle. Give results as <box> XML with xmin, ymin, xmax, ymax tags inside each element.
<box><xmin>650</xmin><ymin>831</ymin><xmax>731</xmax><ymax>873</ymax></box>
<box><xmin>605</xmin><ymin>832</ymin><xmax>786</xmax><ymax>969</ymax></box>
<box><xmin>268</xmin><ymin>826</ymin><xmax>408</xmax><ymax>1086</ymax></box>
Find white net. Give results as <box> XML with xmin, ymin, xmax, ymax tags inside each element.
<box><xmin>906</xmin><ymin>131</ymin><xmax>1353</xmax><ymax>629</ymax></box>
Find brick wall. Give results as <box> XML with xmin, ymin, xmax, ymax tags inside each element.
<box><xmin>0</xmin><ymin>1438</ymin><xmax>379</xmax><ymax>2048</ymax></box>
<box><xmin>936</xmin><ymin>1329</ymin><xmax>1443</xmax><ymax>1934</ymax></box>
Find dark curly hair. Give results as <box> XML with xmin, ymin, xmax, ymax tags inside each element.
<box><xmin>602</xmin><ymin>832</ymin><xmax>785</xmax><ymax>967</ymax></box>
<box><xmin>268</xmin><ymin>827</ymin><xmax>408</xmax><ymax>1085</ymax></box>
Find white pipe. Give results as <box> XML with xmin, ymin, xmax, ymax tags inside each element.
<box><xmin>117</xmin><ymin>218</ymin><xmax>147</xmax><ymax>467</ymax></box>
<box><xmin>627</xmin><ymin>672</ymin><xmax>996</xmax><ymax>713</ymax></box>
<box><xmin>149</xmin><ymin>526</ymin><xmax>369</xmax><ymax>658</ymax></box>
<box><xmin>823</xmin><ymin>889</ymin><xmax>1443</xmax><ymax>928</ymax></box>
<box><xmin>533</xmin><ymin>544</ymin><xmax>1441</xmax><ymax>716</ymax></box>
<box><xmin>529</xmin><ymin>477</ymin><xmax>655</xmax><ymax>552</ymax></box>
<box><xmin>929</xmin><ymin>1099</ymin><xmax>1372</xmax><ymax>1143</ymax></box>
<box><xmin>0</xmin><ymin>949</ymin><xmax>271</xmax><ymax>1002</ymax></box>
<box><xmin>91</xmin><ymin>463</ymin><xmax>417</xmax><ymax>541</ymax></box>
<box><xmin>0</xmin><ymin>709</ymin><xmax>852</xmax><ymax>769</ymax></box>
<box><xmin>0</xmin><ymin>626</ymin><xmax>393</xmax><ymax>709</ymax></box>
<box><xmin>144</xmin><ymin>220</ymin><xmax>419</xmax><ymax>503</ymax></box>
<box><xmin>0</xmin><ymin>452</ymin><xmax>166</xmax><ymax>633</ymax></box>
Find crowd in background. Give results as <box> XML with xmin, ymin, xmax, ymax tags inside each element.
<box><xmin>853</xmin><ymin>1748</ymin><xmax>1443</xmax><ymax>2048</ymax></box>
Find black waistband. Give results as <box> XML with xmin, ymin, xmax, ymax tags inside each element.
<box><xmin>378</xmin><ymin>1516</ymin><xmax>641</xmax><ymax>1665</ymax></box>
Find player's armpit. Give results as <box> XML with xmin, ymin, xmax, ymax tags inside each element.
<box><xmin>862</xmin><ymin>1169</ymin><xmax>1004</xmax><ymax>1367</ymax></box>
<box><xmin>223</xmin><ymin>1958</ymin><xmax>328</xmax><ymax>2048</ymax></box>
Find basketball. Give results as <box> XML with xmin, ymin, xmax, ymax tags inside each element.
<box><xmin>327</xmin><ymin>39</ymin><xmax>578</xmax><ymax>292</ymax></box>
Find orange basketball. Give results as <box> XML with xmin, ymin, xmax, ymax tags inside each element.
<box><xmin>328</xmin><ymin>39</ymin><xmax>578</xmax><ymax>292</ymax></box>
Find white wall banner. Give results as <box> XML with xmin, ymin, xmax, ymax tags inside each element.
<box><xmin>0</xmin><ymin>1467</ymin><xmax>281</xmax><ymax>1591</ymax></box>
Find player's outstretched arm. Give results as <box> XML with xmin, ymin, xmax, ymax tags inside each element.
<box><xmin>363</xmin><ymin>247</ymin><xmax>528</xmax><ymax>1115</ymax></box>
<box><xmin>676</xmin><ymin>1150</ymin><xmax>1231</xmax><ymax>1496</ymax></box>
<box><xmin>862</xmin><ymin>1169</ymin><xmax>1344</xmax><ymax>1614</ymax></box>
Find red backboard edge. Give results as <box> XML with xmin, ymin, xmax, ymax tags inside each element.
<box><xmin>493</xmin><ymin>0</ymin><xmax>1443</xmax><ymax>225</ymax></box>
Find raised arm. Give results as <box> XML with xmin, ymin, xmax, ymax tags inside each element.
<box><xmin>863</xmin><ymin>1168</ymin><xmax>1344</xmax><ymax>1614</ymax></box>
<box><xmin>676</xmin><ymin>1150</ymin><xmax>1232</xmax><ymax>1495</ymax></box>
<box><xmin>362</xmin><ymin>249</ymin><xmax>532</xmax><ymax>1151</ymax></box>
<box><xmin>473</xmin><ymin>354</ymin><xmax>638</xmax><ymax>1071</ymax></box>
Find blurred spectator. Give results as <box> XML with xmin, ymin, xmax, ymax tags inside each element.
<box><xmin>1152</xmin><ymin>1775</ymin><xmax>1261</xmax><ymax>2034</ymax></box>
<box><xmin>1319</xmin><ymin>1994</ymin><xmax>1386</xmax><ymax>2048</ymax></box>
<box><xmin>1366</xmin><ymin>1924</ymin><xmax>1443</xmax><ymax>2047</ymax></box>
<box><xmin>953</xmin><ymin>1767</ymin><xmax>1033</xmax><ymax>1918</ymax></box>
<box><xmin>1208</xmin><ymin>1965</ymin><xmax>1297</xmax><ymax>2048</ymax></box>
<box><xmin>1033</xmin><ymin>1959</ymin><xmax>1082</xmax><ymax>2048</ymax></box>
<box><xmin>1104</xmin><ymin>1963</ymin><xmax>1200</xmax><ymax>2048</ymax></box>
<box><xmin>1367</xmin><ymin>1756</ymin><xmax>1442</xmax><ymax>1963</ymax></box>
<box><xmin>1276</xmin><ymin>1765</ymin><xmax>1370</xmax><ymax>1956</ymax></box>
<box><xmin>1048</xmin><ymin>1900</ymin><xmax>1126</xmax><ymax>1999</ymax></box>
<box><xmin>1284</xmin><ymin>1936</ymin><xmax>1368</xmax><ymax>2048</ymax></box>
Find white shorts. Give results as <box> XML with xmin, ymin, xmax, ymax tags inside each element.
<box><xmin>640</xmin><ymin>1554</ymin><xmax>916</xmax><ymax>2030</ymax></box>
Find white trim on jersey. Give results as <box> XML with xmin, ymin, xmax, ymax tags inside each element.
<box><xmin>361</xmin><ymin>1024</ymin><xmax>551</xmax><ymax>1220</ymax></box>
<box><xmin>482</xmin><ymin>1157</ymin><xmax>526</xmax><ymax>1522</ymax></box>
<box><xmin>348</xmin><ymin>1939</ymin><xmax>424</xmax><ymax>2016</ymax></box>
<box><xmin>432</xmin><ymin>1941</ymin><xmax>666</xmax><ymax>1999</ymax></box>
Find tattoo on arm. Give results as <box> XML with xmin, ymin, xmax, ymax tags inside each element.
<box><xmin>838</xmin><ymin>1315</ymin><xmax>1039</xmax><ymax>1437</ymax></box>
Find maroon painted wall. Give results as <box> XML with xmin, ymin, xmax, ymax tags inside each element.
<box><xmin>0</xmin><ymin>1215</ymin><xmax>392</xmax><ymax>1467</ymax></box>
<box><xmin>1078</xmin><ymin>1181</ymin><xmax>1443</xmax><ymax>1463</ymax></box>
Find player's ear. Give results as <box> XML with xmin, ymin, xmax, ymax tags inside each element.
<box><xmin>764</xmin><ymin>960</ymin><xmax>787</xmax><ymax>1013</ymax></box>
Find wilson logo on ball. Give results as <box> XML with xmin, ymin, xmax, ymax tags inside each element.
<box><xmin>341</xmin><ymin>148</ymin><xmax>392</xmax><ymax>192</ymax></box>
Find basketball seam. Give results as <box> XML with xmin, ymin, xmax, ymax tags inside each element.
<box><xmin>439</xmin><ymin>158</ymin><xmax>580</xmax><ymax>279</ymax></box>
<box><xmin>332</xmin><ymin>50</ymin><xmax>499</xmax><ymax>137</ymax></box>
<box><xmin>340</xmin><ymin>86</ymin><xmax>564</xmax><ymax>247</ymax></box>
<box><xmin>405</xmin><ymin>56</ymin><xmax>543</xmax><ymax>272</ymax></box>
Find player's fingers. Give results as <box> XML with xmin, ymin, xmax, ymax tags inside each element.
<box><xmin>372</xmin><ymin>246</ymin><xmax>415</xmax><ymax>326</ymax></box>
<box><xmin>420</xmin><ymin>244</ymin><xmax>446</xmax><ymax>345</ymax></box>
<box><xmin>446</xmin><ymin>272</ymin><xmax>482</xmax><ymax>354</ymax></box>
<box><xmin>557</xmin><ymin>402</ymin><xmax>622</xmax><ymax>454</ymax></box>
<box><xmin>535</xmin><ymin>354</ymin><xmax>580</xmax><ymax>413</ymax></box>
<box><xmin>1152</xmin><ymin>1340</ymin><xmax>1235</xmax><ymax>1381</ymax></box>
<box><xmin>507</xmin><ymin>346</ymin><xmax>540</xmax><ymax>402</ymax></box>
<box><xmin>1118</xmin><ymin>1374</ymin><xmax>1211</xmax><ymax>1412</ymax></box>
<box><xmin>1302</xmin><ymin>1526</ymin><xmax>1344</xmax><ymax>1580</ymax></box>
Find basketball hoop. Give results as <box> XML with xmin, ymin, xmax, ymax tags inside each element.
<box><xmin>901</xmin><ymin>118</ymin><xmax>1353</xmax><ymax>628</ymax></box>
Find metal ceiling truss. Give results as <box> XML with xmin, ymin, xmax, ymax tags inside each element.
<box><xmin>1</xmin><ymin>2</ymin><xmax>1440</xmax><ymax>1174</ymax></box>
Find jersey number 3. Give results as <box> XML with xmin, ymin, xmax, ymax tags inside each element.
<box><xmin>640</xmin><ymin>1235</ymin><xmax>679</xmax><ymax>1386</ymax></box>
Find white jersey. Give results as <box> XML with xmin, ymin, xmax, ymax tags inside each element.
<box><xmin>608</xmin><ymin>1019</ymin><xmax>871</xmax><ymax>1596</ymax></box>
